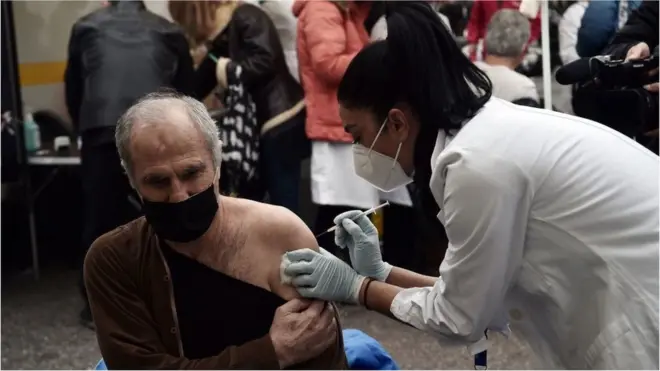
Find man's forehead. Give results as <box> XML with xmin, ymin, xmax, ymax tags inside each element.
<box><xmin>129</xmin><ymin>107</ymin><xmax>208</xmax><ymax>162</ymax></box>
<box><xmin>132</xmin><ymin>105</ymin><xmax>191</xmax><ymax>132</ymax></box>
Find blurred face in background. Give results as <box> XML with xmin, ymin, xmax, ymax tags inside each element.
<box><xmin>168</xmin><ymin>0</ymin><xmax>237</xmax><ymax>46</ymax></box>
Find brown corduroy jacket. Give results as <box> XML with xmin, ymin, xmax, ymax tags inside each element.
<box><xmin>84</xmin><ymin>217</ymin><xmax>347</xmax><ymax>369</ymax></box>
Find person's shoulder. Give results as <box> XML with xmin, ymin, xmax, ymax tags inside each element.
<box><xmin>434</xmin><ymin>141</ymin><xmax>528</xmax><ymax>201</ymax></box>
<box><xmin>233</xmin><ymin>198</ymin><xmax>319</xmax><ymax>254</ymax></box>
<box><xmin>71</xmin><ymin>8</ymin><xmax>105</xmax><ymax>33</ymax></box>
<box><xmin>235</xmin><ymin>1</ymin><xmax>266</xmax><ymax>15</ymax></box>
<box><xmin>515</xmin><ymin>73</ymin><xmax>540</xmax><ymax>101</ymax></box>
<box><xmin>84</xmin><ymin>217</ymin><xmax>149</xmax><ymax>273</ymax></box>
<box><xmin>302</xmin><ymin>1</ymin><xmax>344</xmax><ymax>20</ymax></box>
<box><xmin>140</xmin><ymin>10</ymin><xmax>186</xmax><ymax>35</ymax></box>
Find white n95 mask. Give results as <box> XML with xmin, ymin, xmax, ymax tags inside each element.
<box><xmin>352</xmin><ymin>120</ymin><xmax>413</xmax><ymax>192</ymax></box>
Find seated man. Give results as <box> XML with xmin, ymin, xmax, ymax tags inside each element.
<box><xmin>84</xmin><ymin>91</ymin><xmax>347</xmax><ymax>369</ymax></box>
<box><xmin>474</xmin><ymin>9</ymin><xmax>540</xmax><ymax>107</ymax></box>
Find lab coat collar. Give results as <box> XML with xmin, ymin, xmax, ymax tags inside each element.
<box><xmin>428</xmin><ymin>98</ymin><xmax>498</xmax><ymax>212</ymax></box>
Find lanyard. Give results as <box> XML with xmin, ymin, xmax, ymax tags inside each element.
<box><xmin>474</xmin><ymin>331</ymin><xmax>488</xmax><ymax>370</ymax></box>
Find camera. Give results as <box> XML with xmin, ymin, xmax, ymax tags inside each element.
<box><xmin>556</xmin><ymin>48</ymin><xmax>659</xmax><ymax>153</ymax></box>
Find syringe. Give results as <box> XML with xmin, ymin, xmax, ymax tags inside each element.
<box><xmin>315</xmin><ymin>201</ymin><xmax>390</xmax><ymax>238</ymax></box>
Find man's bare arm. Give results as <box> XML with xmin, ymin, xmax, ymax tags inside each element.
<box><xmin>257</xmin><ymin>204</ymin><xmax>320</xmax><ymax>299</ymax></box>
<box><xmin>257</xmin><ymin>204</ymin><xmax>348</xmax><ymax>369</ymax></box>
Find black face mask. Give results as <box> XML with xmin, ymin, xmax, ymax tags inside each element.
<box><xmin>142</xmin><ymin>183</ymin><xmax>218</xmax><ymax>243</ymax></box>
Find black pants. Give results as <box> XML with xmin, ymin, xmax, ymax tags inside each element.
<box><xmin>260</xmin><ymin>110</ymin><xmax>309</xmax><ymax>215</ymax></box>
<box><xmin>79</xmin><ymin>138</ymin><xmax>141</xmax><ymax>306</ymax></box>
<box><xmin>382</xmin><ymin>203</ymin><xmax>419</xmax><ymax>272</ymax></box>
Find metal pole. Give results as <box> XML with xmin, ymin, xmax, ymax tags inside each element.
<box><xmin>2</xmin><ymin>0</ymin><xmax>40</xmax><ymax>280</ymax></box>
<box><xmin>541</xmin><ymin>0</ymin><xmax>553</xmax><ymax>110</ymax></box>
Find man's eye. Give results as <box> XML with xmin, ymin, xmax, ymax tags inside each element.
<box><xmin>146</xmin><ymin>177</ymin><xmax>169</xmax><ymax>188</ymax></box>
<box><xmin>181</xmin><ymin>169</ymin><xmax>200</xmax><ymax>181</ymax></box>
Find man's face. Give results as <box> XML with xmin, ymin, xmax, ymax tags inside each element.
<box><xmin>129</xmin><ymin>107</ymin><xmax>216</xmax><ymax>203</ymax></box>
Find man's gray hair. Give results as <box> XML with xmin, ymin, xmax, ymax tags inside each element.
<box><xmin>484</xmin><ymin>9</ymin><xmax>531</xmax><ymax>58</ymax></box>
<box><xmin>115</xmin><ymin>91</ymin><xmax>222</xmax><ymax>184</ymax></box>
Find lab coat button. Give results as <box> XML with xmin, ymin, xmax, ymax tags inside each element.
<box><xmin>509</xmin><ymin>309</ymin><xmax>523</xmax><ymax>321</ymax></box>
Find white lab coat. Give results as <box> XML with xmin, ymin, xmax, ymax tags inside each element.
<box><xmin>259</xmin><ymin>0</ymin><xmax>300</xmax><ymax>82</ymax></box>
<box><xmin>558</xmin><ymin>1</ymin><xmax>588</xmax><ymax>66</ymax></box>
<box><xmin>311</xmin><ymin>142</ymin><xmax>413</xmax><ymax>209</ymax></box>
<box><xmin>390</xmin><ymin>98</ymin><xmax>659</xmax><ymax>368</ymax></box>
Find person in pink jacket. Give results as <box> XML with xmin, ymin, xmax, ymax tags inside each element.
<box><xmin>293</xmin><ymin>0</ymin><xmax>376</xmax><ymax>255</ymax></box>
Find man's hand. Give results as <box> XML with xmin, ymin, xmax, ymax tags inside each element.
<box><xmin>269</xmin><ymin>299</ymin><xmax>337</xmax><ymax>369</ymax></box>
<box><xmin>284</xmin><ymin>248</ymin><xmax>366</xmax><ymax>303</ymax></box>
<box><xmin>625</xmin><ymin>42</ymin><xmax>659</xmax><ymax>92</ymax></box>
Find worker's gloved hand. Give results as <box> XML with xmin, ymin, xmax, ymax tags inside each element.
<box><xmin>334</xmin><ymin>210</ymin><xmax>393</xmax><ymax>282</ymax></box>
<box><xmin>284</xmin><ymin>248</ymin><xmax>366</xmax><ymax>304</ymax></box>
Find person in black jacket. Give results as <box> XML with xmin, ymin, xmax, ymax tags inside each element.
<box><xmin>64</xmin><ymin>0</ymin><xmax>194</xmax><ymax>328</ymax></box>
<box><xmin>603</xmin><ymin>0</ymin><xmax>658</xmax><ymax>149</ymax></box>
<box><xmin>603</xmin><ymin>0</ymin><xmax>659</xmax><ymax>92</ymax></box>
<box><xmin>170</xmin><ymin>1</ymin><xmax>308</xmax><ymax>215</ymax></box>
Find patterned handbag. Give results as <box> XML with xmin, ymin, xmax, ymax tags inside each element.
<box><xmin>215</xmin><ymin>63</ymin><xmax>262</xmax><ymax>198</ymax></box>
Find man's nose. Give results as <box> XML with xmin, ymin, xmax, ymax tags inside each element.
<box><xmin>168</xmin><ymin>180</ymin><xmax>193</xmax><ymax>203</ymax></box>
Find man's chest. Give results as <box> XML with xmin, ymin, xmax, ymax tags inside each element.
<box><xmin>194</xmin><ymin>236</ymin><xmax>281</xmax><ymax>293</ymax></box>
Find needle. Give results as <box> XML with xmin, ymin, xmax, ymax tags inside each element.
<box><xmin>315</xmin><ymin>201</ymin><xmax>390</xmax><ymax>238</ymax></box>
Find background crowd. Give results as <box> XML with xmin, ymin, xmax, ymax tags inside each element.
<box><xmin>2</xmin><ymin>0</ymin><xmax>657</xmax><ymax>331</ymax></box>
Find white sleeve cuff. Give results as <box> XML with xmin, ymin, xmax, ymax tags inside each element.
<box><xmin>390</xmin><ymin>286</ymin><xmax>498</xmax><ymax>355</ymax></box>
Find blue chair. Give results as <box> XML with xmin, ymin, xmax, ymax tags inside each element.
<box><xmin>343</xmin><ymin>329</ymin><xmax>399</xmax><ymax>370</ymax></box>
<box><xmin>94</xmin><ymin>329</ymin><xmax>398</xmax><ymax>370</ymax></box>
<box><xmin>94</xmin><ymin>359</ymin><xmax>106</xmax><ymax>370</ymax></box>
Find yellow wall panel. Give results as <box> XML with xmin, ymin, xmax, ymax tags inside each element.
<box><xmin>19</xmin><ymin>61</ymin><xmax>67</xmax><ymax>87</ymax></box>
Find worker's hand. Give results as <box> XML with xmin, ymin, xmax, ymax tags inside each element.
<box><xmin>270</xmin><ymin>299</ymin><xmax>338</xmax><ymax>369</ymax></box>
<box><xmin>334</xmin><ymin>211</ymin><xmax>393</xmax><ymax>282</ymax></box>
<box><xmin>284</xmin><ymin>248</ymin><xmax>366</xmax><ymax>304</ymax></box>
<box><xmin>625</xmin><ymin>42</ymin><xmax>659</xmax><ymax>92</ymax></box>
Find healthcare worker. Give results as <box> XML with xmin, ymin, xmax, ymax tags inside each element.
<box><xmin>283</xmin><ymin>2</ymin><xmax>660</xmax><ymax>369</ymax></box>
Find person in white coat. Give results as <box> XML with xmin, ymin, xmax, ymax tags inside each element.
<box><xmin>281</xmin><ymin>2</ymin><xmax>659</xmax><ymax>369</ymax></box>
<box><xmin>558</xmin><ymin>0</ymin><xmax>589</xmax><ymax>66</ymax></box>
<box><xmin>258</xmin><ymin>0</ymin><xmax>300</xmax><ymax>82</ymax></box>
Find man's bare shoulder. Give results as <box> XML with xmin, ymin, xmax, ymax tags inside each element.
<box><xmin>227</xmin><ymin>197</ymin><xmax>319</xmax><ymax>254</ymax></box>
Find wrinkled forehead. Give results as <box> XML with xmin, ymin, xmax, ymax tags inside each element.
<box><xmin>128</xmin><ymin>108</ymin><xmax>213</xmax><ymax>171</ymax></box>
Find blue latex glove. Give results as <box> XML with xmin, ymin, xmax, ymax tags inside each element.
<box><xmin>284</xmin><ymin>248</ymin><xmax>366</xmax><ymax>304</ymax></box>
<box><xmin>334</xmin><ymin>210</ymin><xmax>393</xmax><ymax>282</ymax></box>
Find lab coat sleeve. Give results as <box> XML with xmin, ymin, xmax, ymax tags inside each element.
<box><xmin>390</xmin><ymin>150</ymin><xmax>529</xmax><ymax>350</ymax></box>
